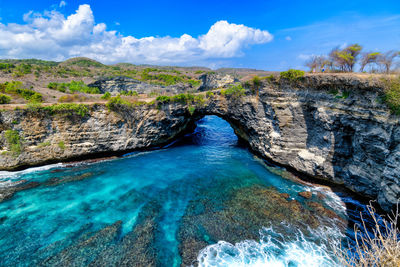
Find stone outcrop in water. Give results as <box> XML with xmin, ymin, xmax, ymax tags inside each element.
<box><xmin>0</xmin><ymin>74</ymin><xmax>399</xmax><ymax>211</ymax></box>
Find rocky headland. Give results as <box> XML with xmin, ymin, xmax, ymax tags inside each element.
<box><xmin>0</xmin><ymin>74</ymin><xmax>399</xmax><ymax>211</ymax></box>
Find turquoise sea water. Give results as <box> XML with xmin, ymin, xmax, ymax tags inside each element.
<box><xmin>0</xmin><ymin>116</ymin><xmax>372</xmax><ymax>266</ymax></box>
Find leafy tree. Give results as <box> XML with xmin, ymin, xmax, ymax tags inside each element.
<box><xmin>305</xmin><ymin>55</ymin><xmax>330</xmax><ymax>72</ymax></box>
<box><xmin>329</xmin><ymin>44</ymin><xmax>362</xmax><ymax>72</ymax></box>
<box><xmin>379</xmin><ymin>51</ymin><xmax>400</xmax><ymax>74</ymax></box>
<box><xmin>360</xmin><ymin>52</ymin><xmax>381</xmax><ymax>72</ymax></box>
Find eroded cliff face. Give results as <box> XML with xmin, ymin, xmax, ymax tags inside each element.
<box><xmin>0</xmin><ymin>103</ymin><xmax>195</xmax><ymax>170</ymax></box>
<box><xmin>0</xmin><ymin>74</ymin><xmax>399</xmax><ymax>211</ymax></box>
<box><xmin>200</xmin><ymin>75</ymin><xmax>400</xmax><ymax>211</ymax></box>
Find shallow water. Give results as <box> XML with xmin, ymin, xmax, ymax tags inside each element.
<box><xmin>0</xmin><ymin>116</ymin><xmax>371</xmax><ymax>266</ymax></box>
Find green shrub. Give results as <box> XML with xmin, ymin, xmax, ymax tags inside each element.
<box><xmin>0</xmin><ymin>94</ymin><xmax>11</xmax><ymax>104</ymax></box>
<box><xmin>106</xmin><ymin>95</ymin><xmax>145</xmax><ymax>111</ymax></box>
<box><xmin>156</xmin><ymin>95</ymin><xmax>171</xmax><ymax>103</ymax></box>
<box><xmin>101</xmin><ymin>92</ymin><xmax>111</xmax><ymax>100</ymax></box>
<box><xmin>194</xmin><ymin>94</ymin><xmax>205</xmax><ymax>106</ymax></box>
<box><xmin>106</xmin><ymin>95</ymin><xmax>130</xmax><ymax>110</ymax></box>
<box><xmin>221</xmin><ymin>83</ymin><xmax>245</xmax><ymax>98</ymax></box>
<box><xmin>48</xmin><ymin>82</ymin><xmax>67</xmax><ymax>93</ymax></box>
<box><xmin>58</xmin><ymin>141</ymin><xmax>65</xmax><ymax>150</ymax></box>
<box><xmin>44</xmin><ymin>103</ymin><xmax>89</xmax><ymax>117</ymax></box>
<box><xmin>140</xmin><ymin>68</ymin><xmax>200</xmax><ymax>86</ymax></box>
<box><xmin>280</xmin><ymin>69</ymin><xmax>305</xmax><ymax>81</ymax></box>
<box><xmin>58</xmin><ymin>94</ymin><xmax>87</xmax><ymax>103</ymax></box>
<box><xmin>188</xmin><ymin>79</ymin><xmax>201</xmax><ymax>87</ymax></box>
<box><xmin>4</xmin><ymin>130</ymin><xmax>22</xmax><ymax>155</ymax></box>
<box><xmin>172</xmin><ymin>93</ymin><xmax>195</xmax><ymax>103</ymax></box>
<box><xmin>68</xmin><ymin>81</ymin><xmax>100</xmax><ymax>94</ymax></box>
<box><xmin>264</xmin><ymin>74</ymin><xmax>276</xmax><ymax>82</ymax></box>
<box><xmin>2</xmin><ymin>81</ymin><xmax>42</xmax><ymax>102</ymax></box>
<box><xmin>188</xmin><ymin>105</ymin><xmax>196</xmax><ymax>115</ymax></box>
<box><xmin>0</xmin><ymin>63</ymin><xmax>15</xmax><ymax>72</ymax></box>
<box><xmin>206</xmin><ymin>91</ymin><xmax>214</xmax><ymax>98</ymax></box>
<box><xmin>382</xmin><ymin>77</ymin><xmax>400</xmax><ymax>115</ymax></box>
<box><xmin>26</xmin><ymin>101</ymin><xmax>43</xmax><ymax>112</ymax></box>
<box><xmin>13</xmin><ymin>63</ymin><xmax>32</xmax><ymax>76</ymax></box>
<box><xmin>120</xmin><ymin>90</ymin><xmax>139</xmax><ymax>96</ymax></box>
<box><xmin>47</xmin><ymin>81</ymin><xmax>99</xmax><ymax>94</ymax></box>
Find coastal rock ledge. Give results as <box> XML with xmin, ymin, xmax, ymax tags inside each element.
<box><xmin>1</xmin><ymin>74</ymin><xmax>399</xmax><ymax>211</ymax></box>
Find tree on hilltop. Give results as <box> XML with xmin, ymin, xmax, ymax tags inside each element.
<box><xmin>329</xmin><ymin>44</ymin><xmax>363</xmax><ymax>72</ymax></box>
<box><xmin>360</xmin><ymin>52</ymin><xmax>381</xmax><ymax>72</ymax></box>
<box><xmin>305</xmin><ymin>55</ymin><xmax>330</xmax><ymax>72</ymax></box>
<box><xmin>379</xmin><ymin>51</ymin><xmax>400</xmax><ymax>74</ymax></box>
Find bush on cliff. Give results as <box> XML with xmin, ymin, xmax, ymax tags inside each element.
<box><xmin>280</xmin><ymin>69</ymin><xmax>305</xmax><ymax>81</ymax></box>
<box><xmin>0</xmin><ymin>94</ymin><xmax>11</xmax><ymax>104</ymax></box>
<box><xmin>221</xmin><ymin>83</ymin><xmax>245</xmax><ymax>98</ymax></box>
<box><xmin>382</xmin><ymin>76</ymin><xmax>400</xmax><ymax>115</ymax></box>
<box><xmin>172</xmin><ymin>93</ymin><xmax>195</xmax><ymax>103</ymax></box>
<box><xmin>4</xmin><ymin>130</ymin><xmax>22</xmax><ymax>155</ymax></box>
<box><xmin>106</xmin><ymin>95</ymin><xmax>146</xmax><ymax>111</ymax></box>
<box><xmin>155</xmin><ymin>95</ymin><xmax>171</xmax><ymax>104</ymax></box>
<box><xmin>43</xmin><ymin>103</ymin><xmax>89</xmax><ymax>117</ymax></box>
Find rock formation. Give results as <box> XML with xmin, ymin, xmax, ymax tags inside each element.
<box><xmin>1</xmin><ymin>74</ymin><xmax>399</xmax><ymax>211</ymax></box>
<box><xmin>198</xmin><ymin>72</ymin><xmax>238</xmax><ymax>91</ymax></box>
<box><xmin>88</xmin><ymin>76</ymin><xmax>192</xmax><ymax>95</ymax></box>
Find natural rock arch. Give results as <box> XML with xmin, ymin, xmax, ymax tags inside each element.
<box><xmin>1</xmin><ymin>75</ymin><xmax>399</xmax><ymax>211</ymax></box>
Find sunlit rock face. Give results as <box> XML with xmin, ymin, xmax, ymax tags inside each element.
<box><xmin>198</xmin><ymin>72</ymin><xmax>238</xmax><ymax>91</ymax></box>
<box><xmin>1</xmin><ymin>74</ymin><xmax>399</xmax><ymax>211</ymax></box>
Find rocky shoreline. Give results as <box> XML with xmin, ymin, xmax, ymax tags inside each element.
<box><xmin>1</xmin><ymin>74</ymin><xmax>399</xmax><ymax>211</ymax></box>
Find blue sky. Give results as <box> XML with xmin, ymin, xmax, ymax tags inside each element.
<box><xmin>0</xmin><ymin>0</ymin><xmax>399</xmax><ymax>70</ymax></box>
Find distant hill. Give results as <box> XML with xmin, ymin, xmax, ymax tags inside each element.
<box><xmin>60</xmin><ymin>57</ymin><xmax>105</xmax><ymax>68</ymax></box>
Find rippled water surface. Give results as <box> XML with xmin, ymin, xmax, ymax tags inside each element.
<box><xmin>0</xmin><ymin>116</ymin><xmax>371</xmax><ymax>266</ymax></box>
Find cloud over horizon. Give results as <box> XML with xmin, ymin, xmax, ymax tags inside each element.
<box><xmin>0</xmin><ymin>4</ymin><xmax>273</xmax><ymax>65</ymax></box>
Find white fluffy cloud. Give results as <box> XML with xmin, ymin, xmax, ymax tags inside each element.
<box><xmin>0</xmin><ymin>4</ymin><xmax>273</xmax><ymax>65</ymax></box>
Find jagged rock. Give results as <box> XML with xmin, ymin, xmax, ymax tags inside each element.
<box><xmin>198</xmin><ymin>72</ymin><xmax>238</xmax><ymax>91</ymax></box>
<box><xmin>0</xmin><ymin>181</ymin><xmax>40</xmax><ymax>203</ymax></box>
<box><xmin>280</xmin><ymin>193</ymin><xmax>290</xmax><ymax>199</ymax></box>
<box><xmin>298</xmin><ymin>191</ymin><xmax>312</xmax><ymax>199</ymax></box>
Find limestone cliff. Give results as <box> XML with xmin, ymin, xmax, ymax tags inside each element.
<box><xmin>200</xmin><ymin>75</ymin><xmax>400</xmax><ymax>211</ymax></box>
<box><xmin>0</xmin><ymin>103</ymin><xmax>195</xmax><ymax>170</ymax></box>
<box><xmin>0</xmin><ymin>74</ymin><xmax>399</xmax><ymax>211</ymax></box>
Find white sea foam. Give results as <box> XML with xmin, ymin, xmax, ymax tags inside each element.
<box><xmin>0</xmin><ymin>163</ymin><xmax>63</xmax><ymax>185</ymax></box>
<box><xmin>196</xmin><ymin>225</ymin><xmax>343</xmax><ymax>267</ymax></box>
<box><xmin>312</xmin><ymin>185</ymin><xmax>347</xmax><ymax>215</ymax></box>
